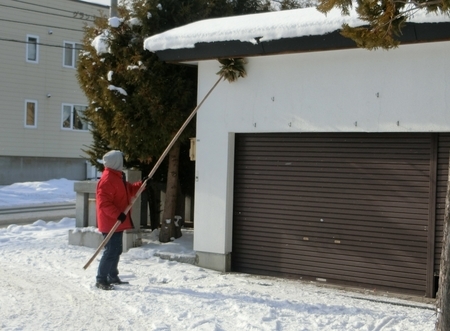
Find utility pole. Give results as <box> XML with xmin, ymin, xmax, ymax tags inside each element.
<box><xmin>110</xmin><ymin>0</ymin><xmax>118</xmax><ymax>17</ymax></box>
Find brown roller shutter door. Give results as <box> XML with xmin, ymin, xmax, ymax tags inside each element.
<box><xmin>436</xmin><ymin>135</ymin><xmax>450</xmax><ymax>275</ymax></box>
<box><xmin>232</xmin><ymin>132</ymin><xmax>437</xmax><ymax>296</ymax></box>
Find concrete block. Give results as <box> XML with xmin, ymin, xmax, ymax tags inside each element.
<box><xmin>123</xmin><ymin>229</ymin><xmax>142</xmax><ymax>252</ymax></box>
<box><xmin>195</xmin><ymin>251</ymin><xmax>231</xmax><ymax>272</ymax></box>
<box><xmin>68</xmin><ymin>229</ymin><xmax>103</xmax><ymax>249</ymax></box>
<box><xmin>74</xmin><ymin>181</ymin><xmax>97</xmax><ymax>228</ymax></box>
<box><xmin>69</xmin><ymin>228</ymin><xmax>142</xmax><ymax>253</ymax></box>
<box><xmin>74</xmin><ymin>181</ymin><xmax>97</xmax><ymax>193</ymax></box>
<box><xmin>88</xmin><ymin>197</ymin><xmax>96</xmax><ymax>227</ymax></box>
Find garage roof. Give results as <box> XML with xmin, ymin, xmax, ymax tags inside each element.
<box><xmin>143</xmin><ymin>7</ymin><xmax>450</xmax><ymax>62</ymax></box>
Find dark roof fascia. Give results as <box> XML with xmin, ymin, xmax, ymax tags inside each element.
<box><xmin>154</xmin><ymin>22</ymin><xmax>450</xmax><ymax>63</ymax></box>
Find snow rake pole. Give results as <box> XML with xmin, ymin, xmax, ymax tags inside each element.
<box><xmin>82</xmin><ymin>76</ymin><xmax>223</xmax><ymax>270</ymax></box>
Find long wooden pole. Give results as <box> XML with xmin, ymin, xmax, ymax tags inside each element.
<box><xmin>83</xmin><ymin>76</ymin><xmax>223</xmax><ymax>270</ymax></box>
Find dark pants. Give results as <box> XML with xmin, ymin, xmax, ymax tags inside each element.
<box><xmin>96</xmin><ymin>232</ymin><xmax>123</xmax><ymax>283</ymax></box>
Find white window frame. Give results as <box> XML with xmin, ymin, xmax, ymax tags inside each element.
<box><xmin>26</xmin><ymin>34</ymin><xmax>39</xmax><ymax>63</ymax></box>
<box><xmin>24</xmin><ymin>100</ymin><xmax>38</xmax><ymax>128</ymax></box>
<box><xmin>61</xmin><ymin>103</ymin><xmax>89</xmax><ymax>131</ymax></box>
<box><xmin>63</xmin><ymin>41</ymin><xmax>83</xmax><ymax>68</ymax></box>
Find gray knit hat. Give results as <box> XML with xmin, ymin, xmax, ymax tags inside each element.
<box><xmin>102</xmin><ymin>150</ymin><xmax>123</xmax><ymax>171</ymax></box>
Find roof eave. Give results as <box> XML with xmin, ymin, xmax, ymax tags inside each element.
<box><xmin>153</xmin><ymin>22</ymin><xmax>450</xmax><ymax>63</ymax></box>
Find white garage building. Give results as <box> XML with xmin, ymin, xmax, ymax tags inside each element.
<box><xmin>144</xmin><ymin>8</ymin><xmax>450</xmax><ymax>297</ymax></box>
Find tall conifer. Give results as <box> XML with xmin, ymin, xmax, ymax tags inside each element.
<box><xmin>77</xmin><ymin>0</ymin><xmax>273</xmax><ymax>241</ymax></box>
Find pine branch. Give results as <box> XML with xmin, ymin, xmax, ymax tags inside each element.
<box><xmin>318</xmin><ymin>0</ymin><xmax>450</xmax><ymax>49</ymax></box>
<box><xmin>216</xmin><ymin>58</ymin><xmax>247</xmax><ymax>82</ymax></box>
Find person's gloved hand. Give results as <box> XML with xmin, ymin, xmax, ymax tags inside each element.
<box><xmin>117</xmin><ymin>212</ymin><xmax>126</xmax><ymax>223</ymax></box>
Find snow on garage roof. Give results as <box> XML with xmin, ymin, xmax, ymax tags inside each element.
<box><xmin>144</xmin><ymin>7</ymin><xmax>450</xmax><ymax>53</ymax></box>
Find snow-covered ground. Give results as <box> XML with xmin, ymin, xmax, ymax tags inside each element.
<box><xmin>0</xmin><ymin>178</ymin><xmax>76</xmax><ymax>207</ymax></box>
<box><xmin>0</xmin><ymin>179</ymin><xmax>437</xmax><ymax>330</ymax></box>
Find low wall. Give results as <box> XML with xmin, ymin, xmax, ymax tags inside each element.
<box><xmin>0</xmin><ymin>156</ymin><xmax>87</xmax><ymax>185</ymax></box>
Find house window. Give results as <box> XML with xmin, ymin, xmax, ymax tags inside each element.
<box><xmin>25</xmin><ymin>100</ymin><xmax>38</xmax><ymax>128</ymax></box>
<box><xmin>63</xmin><ymin>42</ymin><xmax>83</xmax><ymax>68</ymax></box>
<box><xmin>26</xmin><ymin>35</ymin><xmax>39</xmax><ymax>63</ymax></box>
<box><xmin>62</xmin><ymin>104</ymin><xmax>88</xmax><ymax>131</ymax></box>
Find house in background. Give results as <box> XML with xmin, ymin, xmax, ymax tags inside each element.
<box><xmin>0</xmin><ymin>0</ymin><xmax>108</xmax><ymax>185</ymax></box>
<box><xmin>144</xmin><ymin>8</ymin><xmax>450</xmax><ymax>298</ymax></box>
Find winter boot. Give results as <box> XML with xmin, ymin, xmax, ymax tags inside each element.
<box><xmin>108</xmin><ymin>277</ymin><xmax>129</xmax><ymax>285</ymax></box>
<box><xmin>96</xmin><ymin>281</ymin><xmax>114</xmax><ymax>290</ymax></box>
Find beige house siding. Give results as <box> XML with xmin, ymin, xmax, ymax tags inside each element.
<box><xmin>0</xmin><ymin>0</ymin><xmax>108</xmax><ymax>183</ymax></box>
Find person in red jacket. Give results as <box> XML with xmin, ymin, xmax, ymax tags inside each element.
<box><xmin>95</xmin><ymin>150</ymin><xmax>143</xmax><ymax>290</ymax></box>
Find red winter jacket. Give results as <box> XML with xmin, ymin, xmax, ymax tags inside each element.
<box><xmin>96</xmin><ymin>168</ymin><xmax>142</xmax><ymax>233</ymax></box>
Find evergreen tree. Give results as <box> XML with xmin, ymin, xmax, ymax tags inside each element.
<box><xmin>78</xmin><ymin>0</ymin><xmax>215</xmax><ymax>240</ymax></box>
<box><xmin>317</xmin><ymin>0</ymin><xmax>450</xmax><ymax>49</ymax></box>
<box><xmin>77</xmin><ymin>0</ymin><xmax>262</xmax><ymax>241</ymax></box>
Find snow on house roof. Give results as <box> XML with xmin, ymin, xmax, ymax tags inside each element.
<box><xmin>143</xmin><ymin>7</ymin><xmax>450</xmax><ymax>53</ymax></box>
<box><xmin>78</xmin><ymin>0</ymin><xmax>109</xmax><ymax>7</ymax></box>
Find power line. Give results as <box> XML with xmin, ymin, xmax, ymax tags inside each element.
<box><xmin>11</xmin><ymin>0</ymin><xmax>104</xmax><ymax>17</ymax></box>
<box><xmin>0</xmin><ymin>3</ymin><xmax>97</xmax><ymax>22</ymax></box>
<box><xmin>0</xmin><ymin>18</ymin><xmax>84</xmax><ymax>32</ymax></box>
<box><xmin>0</xmin><ymin>0</ymin><xmax>107</xmax><ymax>48</ymax></box>
<box><xmin>0</xmin><ymin>37</ymin><xmax>87</xmax><ymax>50</ymax></box>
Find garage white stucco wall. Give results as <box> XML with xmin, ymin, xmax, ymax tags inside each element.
<box><xmin>193</xmin><ymin>41</ymin><xmax>450</xmax><ymax>266</ymax></box>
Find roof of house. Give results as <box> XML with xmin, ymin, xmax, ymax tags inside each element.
<box><xmin>75</xmin><ymin>0</ymin><xmax>109</xmax><ymax>8</ymax></box>
<box><xmin>143</xmin><ymin>7</ymin><xmax>450</xmax><ymax>62</ymax></box>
